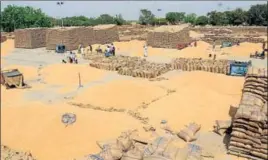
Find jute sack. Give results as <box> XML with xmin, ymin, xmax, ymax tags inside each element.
<box><xmin>144</xmin><ymin>137</ymin><xmax>171</xmax><ymax>156</ymax></box>
<box><xmin>99</xmin><ymin>145</ymin><xmax>123</xmax><ymax>160</ymax></box>
<box><xmin>161</xmin><ymin>139</ymin><xmax>181</xmax><ymax>160</ymax></box>
<box><xmin>117</xmin><ymin>134</ymin><xmax>133</xmax><ymax>152</ymax></box>
<box><xmin>251</xmin><ymin>151</ymin><xmax>268</xmax><ymax>159</ymax></box>
<box><xmin>121</xmin><ymin>147</ymin><xmax>143</xmax><ymax>160</ymax></box>
<box><xmin>176</xmin><ymin>144</ymin><xmax>203</xmax><ymax>160</ymax></box>
<box><xmin>97</xmin><ymin>139</ymin><xmax>117</xmax><ymax>149</ymax></box>
<box><xmin>231</xmin><ymin>131</ymin><xmax>261</xmax><ymax>145</ymax></box>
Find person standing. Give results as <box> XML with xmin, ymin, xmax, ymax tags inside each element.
<box><xmin>213</xmin><ymin>40</ymin><xmax>216</xmax><ymax>50</ymax></box>
<box><xmin>89</xmin><ymin>44</ymin><xmax>93</xmax><ymax>54</ymax></box>
<box><xmin>111</xmin><ymin>43</ymin><xmax>115</xmax><ymax>56</ymax></box>
<box><xmin>143</xmin><ymin>44</ymin><xmax>148</xmax><ymax>57</ymax></box>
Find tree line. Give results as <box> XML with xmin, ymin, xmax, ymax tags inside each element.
<box><xmin>0</xmin><ymin>4</ymin><xmax>267</xmax><ymax>32</ymax></box>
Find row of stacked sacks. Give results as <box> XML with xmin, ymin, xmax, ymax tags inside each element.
<box><xmin>117</xmin><ymin>62</ymin><xmax>171</xmax><ymax>79</ymax></box>
<box><xmin>75</xmin><ymin>130</ymin><xmax>206</xmax><ymax>160</ymax></box>
<box><xmin>171</xmin><ymin>58</ymin><xmax>230</xmax><ymax>74</ymax></box>
<box><xmin>89</xmin><ymin>55</ymin><xmax>171</xmax><ymax>79</ymax></box>
<box><xmin>228</xmin><ymin>67</ymin><xmax>268</xmax><ymax>160</ymax></box>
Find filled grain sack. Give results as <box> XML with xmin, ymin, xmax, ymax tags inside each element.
<box><xmin>117</xmin><ymin>131</ymin><xmax>136</xmax><ymax>152</ymax></box>
<box><xmin>144</xmin><ymin>137</ymin><xmax>171</xmax><ymax>156</ymax></box>
<box><xmin>176</xmin><ymin>144</ymin><xmax>203</xmax><ymax>160</ymax></box>
<box><xmin>121</xmin><ymin>147</ymin><xmax>143</xmax><ymax>160</ymax></box>
<box><xmin>177</xmin><ymin>123</ymin><xmax>201</xmax><ymax>142</ymax></box>
<box><xmin>99</xmin><ymin>145</ymin><xmax>123</xmax><ymax>160</ymax></box>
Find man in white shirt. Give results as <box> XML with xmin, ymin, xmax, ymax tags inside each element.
<box><xmin>143</xmin><ymin>44</ymin><xmax>148</xmax><ymax>57</ymax></box>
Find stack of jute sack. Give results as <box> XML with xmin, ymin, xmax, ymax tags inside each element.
<box><xmin>171</xmin><ymin>58</ymin><xmax>229</xmax><ymax>74</ymax></box>
<box><xmin>88</xmin><ymin>55</ymin><xmax>171</xmax><ymax>79</ymax></box>
<box><xmin>118</xmin><ymin>62</ymin><xmax>171</xmax><ymax>79</ymax></box>
<box><xmin>15</xmin><ymin>28</ymin><xmax>47</xmax><ymax>48</ymax></box>
<box><xmin>93</xmin><ymin>25</ymin><xmax>119</xmax><ymax>44</ymax></box>
<box><xmin>147</xmin><ymin>24</ymin><xmax>192</xmax><ymax>49</ymax></box>
<box><xmin>228</xmin><ymin>67</ymin><xmax>268</xmax><ymax>160</ymax></box>
<box><xmin>74</xmin><ymin>130</ymin><xmax>205</xmax><ymax>160</ymax></box>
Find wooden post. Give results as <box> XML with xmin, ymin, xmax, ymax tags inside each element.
<box><xmin>78</xmin><ymin>72</ymin><xmax>82</xmax><ymax>88</ymax></box>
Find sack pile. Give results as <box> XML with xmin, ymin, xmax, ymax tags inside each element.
<box><xmin>228</xmin><ymin>67</ymin><xmax>268</xmax><ymax>160</ymax></box>
<box><xmin>89</xmin><ymin>55</ymin><xmax>171</xmax><ymax>79</ymax></box>
<box><xmin>171</xmin><ymin>58</ymin><xmax>229</xmax><ymax>75</ymax></box>
<box><xmin>177</xmin><ymin>123</ymin><xmax>201</xmax><ymax>142</ymax></box>
<box><xmin>147</xmin><ymin>27</ymin><xmax>192</xmax><ymax>49</ymax></box>
<box><xmin>15</xmin><ymin>28</ymin><xmax>47</xmax><ymax>48</ymax></box>
<box><xmin>93</xmin><ymin>25</ymin><xmax>119</xmax><ymax>44</ymax></box>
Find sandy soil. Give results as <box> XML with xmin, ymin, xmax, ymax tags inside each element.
<box><xmin>1</xmin><ymin>39</ymin><xmax>14</xmax><ymax>66</ymax></box>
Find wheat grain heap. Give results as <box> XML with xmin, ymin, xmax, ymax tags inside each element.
<box><xmin>88</xmin><ymin>55</ymin><xmax>171</xmax><ymax>78</ymax></box>
<box><xmin>171</xmin><ymin>58</ymin><xmax>230</xmax><ymax>74</ymax></box>
<box><xmin>14</xmin><ymin>28</ymin><xmax>47</xmax><ymax>48</ymax></box>
<box><xmin>147</xmin><ymin>24</ymin><xmax>192</xmax><ymax>49</ymax></box>
<box><xmin>228</xmin><ymin>67</ymin><xmax>268</xmax><ymax>160</ymax></box>
<box><xmin>46</xmin><ymin>25</ymin><xmax>119</xmax><ymax>50</ymax></box>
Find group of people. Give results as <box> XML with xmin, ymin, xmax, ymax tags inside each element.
<box><xmin>105</xmin><ymin>44</ymin><xmax>116</xmax><ymax>57</ymax></box>
<box><xmin>62</xmin><ymin>51</ymin><xmax>78</xmax><ymax>64</ymax></box>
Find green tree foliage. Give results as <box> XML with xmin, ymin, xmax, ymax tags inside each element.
<box><xmin>195</xmin><ymin>16</ymin><xmax>209</xmax><ymax>25</ymax></box>
<box><xmin>247</xmin><ymin>4</ymin><xmax>267</xmax><ymax>26</ymax></box>
<box><xmin>113</xmin><ymin>14</ymin><xmax>126</xmax><ymax>25</ymax></box>
<box><xmin>165</xmin><ymin>12</ymin><xmax>185</xmax><ymax>24</ymax></box>
<box><xmin>184</xmin><ymin>13</ymin><xmax>197</xmax><ymax>24</ymax></box>
<box><xmin>1</xmin><ymin>5</ymin><xmax>53</xmax><ymax>32</ymax></box>
<box><xmin>138</xmin><ymin>9</ymin><xmax>155</xmax><ymax>25</ymax></box>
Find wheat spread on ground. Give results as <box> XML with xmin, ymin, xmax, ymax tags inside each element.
<box><xmin>0</xmin><ymin>37</ymin><xmax>264</xmax><ymax>160</ymax></box>
<box><xmin>72</xmin><ymin>79</ymin><xmax>167</xmax><ymax>109</ymax></box>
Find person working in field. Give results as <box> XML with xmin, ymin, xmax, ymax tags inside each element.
<box><xmin>110</xmin><ymin>43</ymin><xmax>115</xmax><ymax>56</ymax></box>
<box><xmin>89</xmin><ymin>44</ymin><xmax>93</xmax><ymax>54</ymax></box>
<box><xmin>143</xmin><ymin>44</ymin><xmax>148</xmax><ymax>57</ymax></box>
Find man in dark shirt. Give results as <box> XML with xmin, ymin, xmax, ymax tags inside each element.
<box><xmin>89</xmin><ymin>44</ymin><xmax>92</xmax><ymax>54</ymax></box>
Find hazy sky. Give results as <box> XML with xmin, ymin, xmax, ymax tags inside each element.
<box><xmin>1</xmin><ymin>1</ymin><xmax>267</xmax><ymax>20</ymax></box>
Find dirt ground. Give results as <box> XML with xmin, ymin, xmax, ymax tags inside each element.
<box><xmin>2</xmin><ymin>38</ymin><xmax>266</xmax><ymax>160</ymax></box>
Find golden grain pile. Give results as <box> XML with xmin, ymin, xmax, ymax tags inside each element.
<box><xmin>15</xmin><ymin>28</ymin><xmax>47</xmax><ymax>48</ymax></box>
<box><xmin>171</xmin><ymin>58</ymin><xmax>230</xmax><ymax>74</ymax></box>
<box><xmin>89</xmin><ymin>55</ymin><xmax>171</xmax><ymax>78</ymax></box>
<box><xmin>228</xmin><ymin>67</ymin><xmax>268</xmax><ymax>160</ymax></box>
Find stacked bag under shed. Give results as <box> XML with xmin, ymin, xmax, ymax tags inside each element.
<box><xmin>228</xmin><ymin>67</ymin><xmax>268</xmax><ymax>160</ymax></box>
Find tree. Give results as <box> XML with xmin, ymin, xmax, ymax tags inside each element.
<box><xmin>247</xmin><ymin>4</ymin><xmax>267</xmax><ymax>26</ymax></box>
<box><xmin>139</xmin><ymin>9</ymin><xmax>155</xmax><ymax>25</ymax></box>
<box><xmin>165</xmin><ymin>12</ymin><xmax>185</xmax><ymax>24</ymax></box>
<box><xmin>1</xmin><ymin>5</ymin><xmax>53</xmax><ymax>32</ymax></box>
<box><xmin>195</xmin><ymin>16</ymin><xmax>209</xmax><ymax>25</ymax></box>
<box><xmin>207</xmin><ymin>11</ymin><xmax>228</xmax><ymax>25</ymax></box>
<box><xmin>184</xmin><ymin>13</ymin><xmax>197</xmax><ymax>24</ymax></box>
<box><xmin>229</xmin><ymin>8</ymin><xmax>248</xmax><ymax>25</ymax></box>
<box><xmin>113</xmin><ymin>14</ymin><xmax>126</xmax><ymax>25</ymax></box>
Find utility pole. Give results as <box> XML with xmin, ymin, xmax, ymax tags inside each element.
<box><xmin>57</xmin><ymin>1</ymin><xmax>64</xmax><ymax>27</ymax></box>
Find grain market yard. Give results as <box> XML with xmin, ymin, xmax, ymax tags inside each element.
<box><xmin>1</xmin><ymin>39</ymin><xmax>265</xmax><ymax>160</ymax></box>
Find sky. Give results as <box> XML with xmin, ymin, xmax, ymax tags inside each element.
<box><xmin>1</xmin><ymin>1</ymin><xmax>267</xmax><ymax>20</ymax></box>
